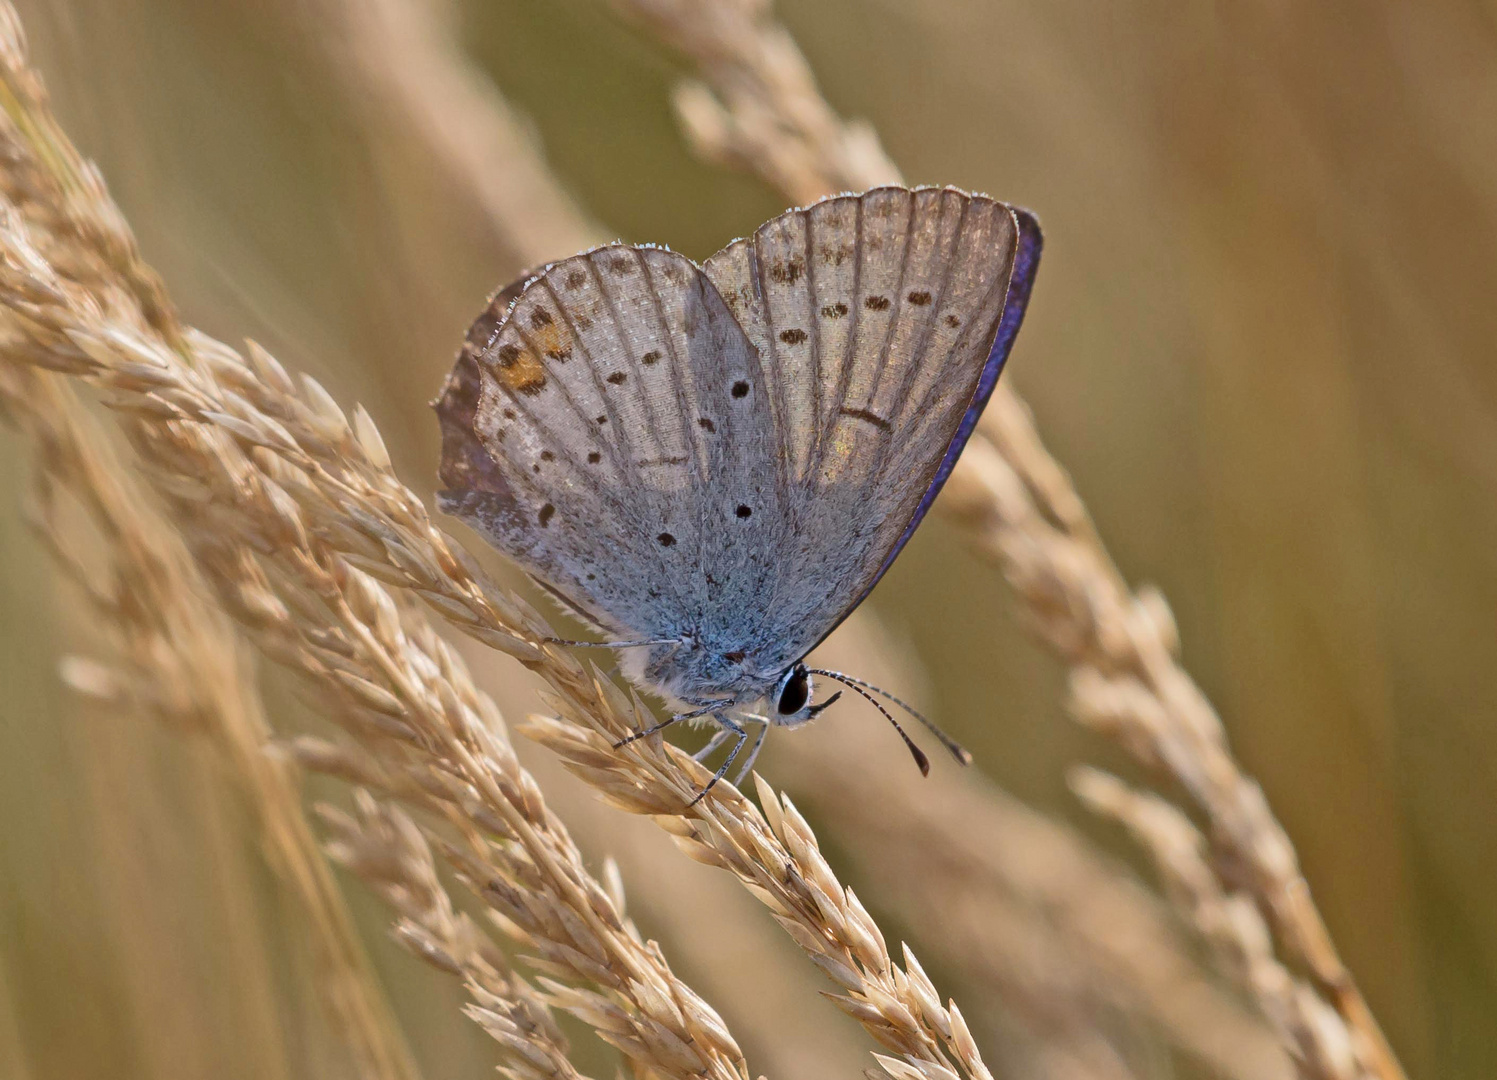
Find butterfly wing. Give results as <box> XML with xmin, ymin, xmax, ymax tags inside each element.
<box><xmin>702</xmin><ymin>186</ymin><xmax>1041</xmax><ymax>669</ymax></box>
<box><xmin>434</xmin><ymin>246</ymin><xmax>787</xmax><ymax>641</ymax></box>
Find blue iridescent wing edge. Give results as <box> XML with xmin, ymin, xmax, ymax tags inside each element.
<box><xmin>800</xmin><ymin>205</ymin><xmax>1043</xmax><ymax>658</ymax></box>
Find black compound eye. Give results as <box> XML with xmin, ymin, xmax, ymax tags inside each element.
<box><xmin>776</xmin><ymin>665</ymin><xmax>810</xmax><ymax>715</ymax></box>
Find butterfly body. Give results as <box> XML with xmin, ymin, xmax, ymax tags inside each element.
<box><xmin>436</xmin><ymin>185</ymin><xmax>1041</xmax><ymax>781</ymax></box>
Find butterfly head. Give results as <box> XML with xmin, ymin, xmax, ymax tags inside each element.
<box><xmin>770</xmin><ymin>663</ymin><xmax>842</xmax><ymax>727</ymax></box>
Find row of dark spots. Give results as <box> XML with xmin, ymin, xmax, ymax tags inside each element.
<box><xmin>861</xmin><ymin>293</ymin><xmax>961</xmax><ymax>327</ymax></box>
<box><xmin>821</xmin><ymin>302</ymin><xmax>848</xmax><ymax>319</ymax></box>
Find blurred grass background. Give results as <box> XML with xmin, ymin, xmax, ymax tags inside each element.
<box><xmin>0</xmin><ymin>0</ymin><xmax>1492</xmax><ymax>1076</ymax></box>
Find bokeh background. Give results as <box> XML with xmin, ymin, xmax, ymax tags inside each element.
<box><xmin>0</xmin><ymin>0</ymin><xmax>1492</xmax><ymax>1077</ymax></box>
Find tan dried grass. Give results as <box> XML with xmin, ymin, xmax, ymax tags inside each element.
<box><xmin>0</xmin><ymin>361</ymin><xmax>424</xmax><ymax>1080</ymax></box>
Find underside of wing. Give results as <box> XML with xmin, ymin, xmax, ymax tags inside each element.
<box><xmin>703</xmin><ymin>185</ymin><xmax>1042</xmax><ymax>667</ymax></box>
<box><xmin>434</xmin><ymin>246</ymin><xmax>787</xmax><ymax>644</ymax></box>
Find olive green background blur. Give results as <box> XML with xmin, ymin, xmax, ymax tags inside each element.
<box><xmin>0</xmin><ymin>1</ymin><xmax>1493</xmax><ymax>1077</ymax></box>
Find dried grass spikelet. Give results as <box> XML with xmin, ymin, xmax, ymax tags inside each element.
<box><xmin>599</xmin><ymin>1</ymin><xmax>1406</xmax><ymax>1078</ymax></box>
<box><xmin>0</xmin><ymin>8</ymin><xmax>993</xmax><ymax>1079</ymax></box>
<box><xmin>1073</xmin><ymin>768</ymin><xmax>1360</xmax><ymax>1080</ymax></box>
<box><xmin>318</xmin><ymin>789</ymin><xmax>589</xmax><ymax>1080</ymax></box>
<box><xmin>0</xmin><ymin>360</ymin><xmax>424</xmax><ymax>1080</ymax></box>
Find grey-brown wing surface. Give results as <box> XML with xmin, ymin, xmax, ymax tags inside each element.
<box><xmin>434</xmin><ymin>245</ymin><xmax>787</xmax><ymax>642</ymax></box>
<box><xmin>701</xmin><ymin>186</ymin><xmax>1029</xmax><ymax>669</ymax></box>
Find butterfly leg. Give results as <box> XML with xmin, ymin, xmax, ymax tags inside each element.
<box><xmin>687</xmin><ymin>715</ymin><xmax>748</xmax><ymax>807</ymax></box>
<box><xmin>731</xmin><ymin>720</ymin><xmax>770</xmax><ymax>786</ymax></box>
<box><xmin>614</xmin><ymin>699</ymin><xmax>730</xmax><ymax>749</ymax></box>
<box><xmin>691</xmin><ymin>725</ymin><xmax>733</xmax><ymax>763</ymax></box>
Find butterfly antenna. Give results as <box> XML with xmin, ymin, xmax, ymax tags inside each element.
<box><xmin>810</xmin><ymin>669</ymin><xmax>929</xmax><ymax>777</ymax></box>
<box><xmin>809</xmin><ymin>668</ymin><xmax>971</xmax><ymax>766</ymax></box>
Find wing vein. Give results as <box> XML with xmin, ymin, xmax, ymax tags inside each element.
<box><xmin>819</xmin><ymin>195</ymin><xmax>865</xmax><ymax>461</ymax></box>
<box><xmin>639</xmin><ymin>255</ymin><xmax>709</xmax><ymax>611</ymax></box>
<box><xmin>871</xmin><ymin>193</ymin><xmax>970</xmax><ymax>483</ymax></box>
<box><xmin>859</xmin><ymin>193</ymin><xmax>920</xmax><ymax>417</ymax></box>
<box><xmin>575</xmin><ymin>256</ymin><xmax>693</xmax><ymax>617</ymax></box>
<box><xmin>904</xmin><ymin>229</ymin><xmax>1014</xmax><ymax>440</ymax></box>
<box><xmin>804</xmin><ymin>206</ymin><xmax>825</xmax><ymax>473</ymax></box>
<box><xmin>748</xmin><ymin>230</ymin><xmax>793</xmax><ymax>502</ymax></box>
<box><xmin>479</xmin><ymin>373</ymin><xmax>633</xmax><ymax>528</ymax></box>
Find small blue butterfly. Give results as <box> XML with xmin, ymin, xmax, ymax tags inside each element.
<box><xmin>436</xmin><ymin>185</ymin><xmax>1041</xmax><ymax>801</ymax></box>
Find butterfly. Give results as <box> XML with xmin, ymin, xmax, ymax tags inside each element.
<box><xmin>435</xmin><ymin>185</ymin><xmax>1041</xmax><ymax>800</ymax></box>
